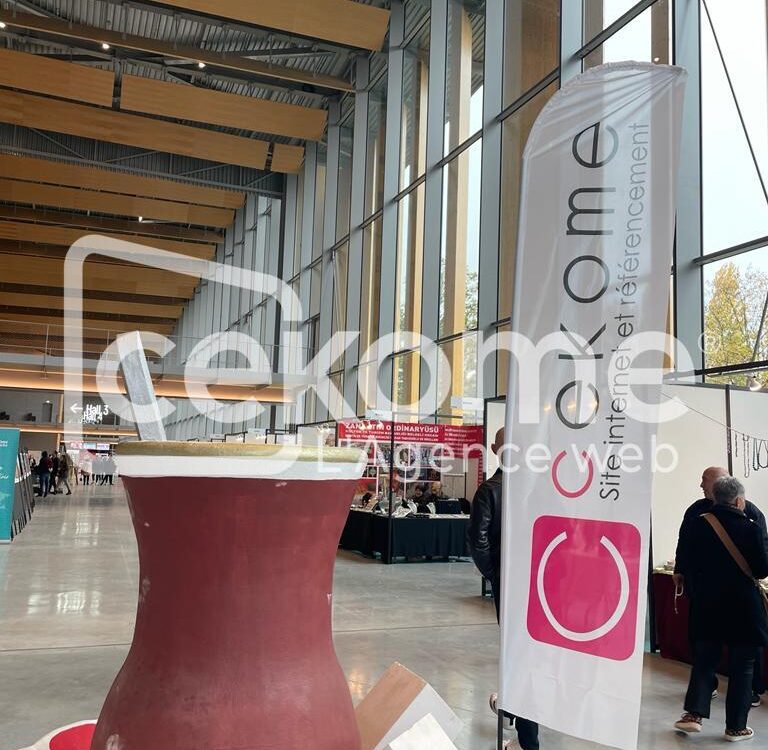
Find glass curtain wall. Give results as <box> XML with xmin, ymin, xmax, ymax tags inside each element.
<box><xmin>165</xmin><ymin>194</ymin><xmax>283</xmax><ymax>440</ymax></box>
<box><xmin>697</xmin><ymin>0</ymin><xmax>768</xmax><ymax>384</ymax></box>
<box><xmin>162</xmin><ymin>0</ymin><xmax>746</xmax><ymax>434</ymax></box>
<box><xmin>285</xmin><ymin>0</ymin><xmax>708</xmax><ymax>426</ymax></box>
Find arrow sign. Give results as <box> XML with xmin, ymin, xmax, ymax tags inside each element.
<box><xmin>70</xmin><ymin>404</ymin><xmax>83</xmax><ymax>414</ymax></box>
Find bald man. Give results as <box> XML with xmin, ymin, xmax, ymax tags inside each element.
<box><xmin>674</xmin><ymin>467</ymin><xmax>766</xmax><ymax>590</ymax></box>
<box><xmin>468</xmin><ymin>428</ymin><xmax>539</xmax><ymax>750</ymax></box>
<box><xmin>674</xmin><ymin>467</ymin><xmax>768</xmax><ymax>707</ymax></box>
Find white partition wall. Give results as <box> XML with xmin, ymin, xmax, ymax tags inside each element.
<box><xmin>651</xmin><ymin>384</ymin><xmax>728</xmax><ymax>565</ymax></box>
<box><xmin>730</xmin><ymin>389</ymin><xmax>768</xmax><ymax>516</ymax></box>
<box><xmin>485</xmin><ymin>385</ymin><xmax>768</xmax><ymax>566</ymax></box>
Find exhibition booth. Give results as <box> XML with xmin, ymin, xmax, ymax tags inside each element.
<box><xmin>485</xmin><ymin>381</ymin><xmax>768</xmax><ymax>668</ymax></box>
<box><xmin>321</xmin><ymin>419</ymin><xmax>484</xmax><ymax>564</ymax></box>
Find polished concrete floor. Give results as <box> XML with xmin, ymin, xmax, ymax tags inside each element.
<box><xmin>1</xmin><ymin>484</ymin><xmax>767</xmax><ymax>750</ymax></box>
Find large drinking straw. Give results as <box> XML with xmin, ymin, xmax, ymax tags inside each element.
<box><xmin>115</xmin><ymin>331</ymin><xmax>167</xmax><ymax>441</ymax></box>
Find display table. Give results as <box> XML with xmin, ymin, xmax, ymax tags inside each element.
<box><xmin>339</xmin><ymin>508</ymin><xmax>470</xmax><ymax>562</ymax></box>
<box><xmin>435</xmin><ymin>499</ymin><xmax>463</xmax><ymax>515</ymax></box>
<box><xmin>652</xmin><ymin>570</ymin><xmax>768</xmax><ymax>675</ymax></box>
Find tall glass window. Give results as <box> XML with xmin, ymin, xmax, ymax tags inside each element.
<box><xmin>393</xmin><ymin>350</ymin><xmax>421</xmax><ymax>414</ymax></box>
<box><xmin>704</xmin><ymin>250</ymin><xmax>768</xmax><ymax>383</ymax></box>
<box><xmin>701</xmin><ymin>0</ymin><xmax>768</xmax><ymax>254</ymax></box>
<box><xmin>503</xmin><ymin>0</ymin><xmax>559</xmax><ymax>107</ymax></box>
<box><xmin>331</xmin><ymin>242</ymin><xmax>350</xmax><ymax>371</ymax></box>
<box><xmin>444</xmin><ymin>0</ymin><xmax>485</xmax><ymax>155</ymax></box>
<box><xmin>584</xmin><ymin>1</ymin><xmax>670</xmax><ymax>69</ymax></box>
<box><xmin>584</xmin><ymin>0</ymin><xmax>647</xmax><ymax>38</ymax></box>
<box><xmin>437</xmin><ymin>332</ymin><xmax>479</xmax><ymax>417</ymax></box>
<box><xmin>292</xmin><ymin>167</ymin><xmax>304</xmax><ymax>276</ymax></box>
<box><xmin>312</xmin><ymin>144</ymin><xmax>327</xmax><ymax>260</ymax></box>
<box><xmin>440</xmin><ymin>139</ymin><xmax>481</xmax><ymax>337</ymax></box>
<box><xmin>396</xmin><ymin>184</ymin><xmax>426</xmax><ymax>338</ymax></box>
<box><xmin>365</xmin><ymin>73</ymin><xmax>388</xmax><ymax>218</ymax></box>
<box><xmin>498</xmin><ymin>81</ymin><xmax>558</xmax><ymax>320</ymax></box>
<box><xmin>360</xmin><ymin>218</ymin><xmax>383</xmax><ymax>358</ymax></box>
<box><xmin>401</xmin><ymin>19</ymin><xmax>430</xmax><ymax>189</ymax></box>
<box><xmin>337</xmin><ymin>119</ymin><xmax>354</xmax><ymax>241</ymax></box>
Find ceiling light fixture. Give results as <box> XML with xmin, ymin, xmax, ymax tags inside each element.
<box><xmin>198</xmin><ymin>61</ymin><xmax>206</xmax><ymax>69</ymax></box>
<box><xmin>138</xmin><ymin>216</ymin><xmax>143</xmax><ymax>223</ymax></box>
<box><xmin>747</xmin><ymin>375</ymin><xmax>763</xmax><ymax>392</ymax></box>
<box><xmin>0</xmin><ymin>22</ymin><xmax>7</xmax><ymax>29</ymax></box>
<box><xmin>101</xmin><ymin>42</ymin><xmax>110</xmax><ymax>50</ymax></box>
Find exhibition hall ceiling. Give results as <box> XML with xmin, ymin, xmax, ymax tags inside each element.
<box><xmin>0</xmin><ymin>0</ymin><xmax>390</xmax><ymax>356</ymax></box>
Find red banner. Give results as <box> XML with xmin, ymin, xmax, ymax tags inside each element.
<box><xmin>337</xmin><ymin>420</ymin><xmax>483</xmax><ymax>449</ymax></box>
<box><xmin>337</xmin><ymin>420</ymin><xmax>485</xmax><ymax>484</ymax></box>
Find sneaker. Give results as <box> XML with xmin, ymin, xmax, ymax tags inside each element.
<box><xmin>674</xmin><ymin>713</ymin><xmax>703</xmax><ymax>733</ymax></box>
<box><xmin>725</xmin><ymin>728</ymin><xmax>754</xmax><ymax>742</ymax></box>
<box><xmin>751</xmin><ymin>693</ymin><xmax>762</xmax><ymax>708</ymax></box>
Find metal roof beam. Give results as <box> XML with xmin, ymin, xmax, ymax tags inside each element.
<box><xmin>0</xmin><ymin>7</ymin><xmax>354</xmax><ymax>92</ymax></box>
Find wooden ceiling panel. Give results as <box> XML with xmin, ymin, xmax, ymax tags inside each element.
<box><xmin>0</xmin><ymin>177</ymin><xmax>233</xmax><ymax>228</ymax></box>
<box><xmin>0</xmin><ymin>330</ymin><xmax>121</xmax><ymax>356</ymax></box>
<box><xmin>0</xmin><ymin>154</ymin><xmax>244</xmax><ymax>209</ymax></box>
<box><xmin>0</xmin><ymin>47</ymin><xmax>114</xmax><ymax>107</ymax></box>
<box><xmin>0</xmin><ymin>312</ymin><xmax>174</xmax><ymax>335</ymax></box>
<box><xmin>121</xmin><ymin>75</ymin><xmax>327</xmax><ymax>141</ymax></box>
<box><xmin>0</xmin><ymin>292</ymin><xmax>184</xmax><ymax>319</ymax></box>
<box><xmin>271</xmin><ymin>143</ymin><xmax>305</xmax><ymax>174</ymax></box>
<box><xmin>1</xmin><ymin>257</ymin><xmax>198</xmax><ymax>298</ymax></box>
<box><xmin>0</xmin><ymin>220</ymin><xmax>216</xmax><ymax>259</ymax></box>
<box><xmin>0</xmin><ymin>89</ymin><xmax>268</xmax><ymax>169</ymax></box>
<box><xmin>0</xmin><ymin>10</ymin><xmax>353</xmax><ymax>92</ymax></box>
<box><xmin>0</xmin><ymin>206</ymin><xmax>223</xmax><ymax>244</ymax></box>
<box><xmin>143</xmin><ymin>0</ymin><xmax>390</xmax><ymax>51</ymax></box>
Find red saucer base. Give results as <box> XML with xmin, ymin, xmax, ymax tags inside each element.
<box><xmin>20</xmin><ymin>722</ymin><xmax>95</xmax><ymax>750</ymax></box>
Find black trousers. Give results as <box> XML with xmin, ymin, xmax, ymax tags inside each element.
<box><xmin>714</xmin><ymin>648</ymin><xmax>765</xmax><ymax>694</ymax></box>
<box><xmin>684</xmin><ymin>640</ymin><xmax>757</xmax><ymax>731</ymax></box>
<box><xmin>491</xmin><ymin>577</ymin><xmax>540</xmax><ymax>750</ymax></box>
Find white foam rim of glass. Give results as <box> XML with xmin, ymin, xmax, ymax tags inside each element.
<box><xmin>115</xmin><ymin>453</ymin><xmax>367</xmax><ymax>480</ymax></box>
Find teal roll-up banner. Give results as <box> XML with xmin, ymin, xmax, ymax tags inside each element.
<box><xmin>0</xmin><ymin>428</ymin><xmax>20</xmax><ymax>542</ymax></box>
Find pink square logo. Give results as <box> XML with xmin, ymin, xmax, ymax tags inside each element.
<box><xmin>527</xmin><ymin>516</ymin><xmax>641</xmax><ymax>661</ymax></box>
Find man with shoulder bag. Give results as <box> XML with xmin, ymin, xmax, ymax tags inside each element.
<box><xmin>674</xmin><ymin>476</ymin><xmax>768</xmax><ymax>742</ymax></box>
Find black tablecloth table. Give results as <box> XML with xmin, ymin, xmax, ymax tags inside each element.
<box><xmin>435</xmin><ymin>499</ymin><xmax>463</xmax><ymax>515</ymax></box>
<box><xmin>339</xmin><ymin>509</ymin><xmax>470</xmax><ymax>563</ymax></box>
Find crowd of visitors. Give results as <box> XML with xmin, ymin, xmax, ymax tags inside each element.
<box><xmin>33</xmin><ymin>450</ymin><xmax>116</xmax><ymax>497</ymax></box>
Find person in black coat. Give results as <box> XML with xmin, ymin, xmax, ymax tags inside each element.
<box><xmin>675</xmin><ymin>466</ymin><xmax>767</xmax><ymax>587</ymax></box>
<box><xmin>674</xmin><ymin>476</ymin><xmax>768</xmax><ymax>741</ymax></box>
<box><xmin>468</xmin><ymin>427</ymin><xmax>538</xmax><ymax>750</ymax></box>
<box><xmin>675</xmin><ymin>466</ymin><xmax>768</xmax><ymax>703</ymax></box>
<box><xmin>37</xmin><ymin>450</ymin><xmax>51</xmax><ymax>498</ymax></box>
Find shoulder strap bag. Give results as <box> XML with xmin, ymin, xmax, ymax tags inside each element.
<box><xmin>701</xmin><ymin>512</ymin><xmax>768</xmax><ymax>617</ymax></box>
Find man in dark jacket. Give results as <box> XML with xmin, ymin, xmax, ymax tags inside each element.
<box><xmin>50</xmin><ymin>450</ymin><xmax>61</xmax><ymax>494</ymax></box>
<box><xmin>468</xmin><ymin>428</ymin><xmax>539</xmax><ymax>750</ymax></box>
<box><xmin>674</xmin><ymin>476</ymin><xmax>768</xmax><ymax>741</ymax></box>
<box><xmin>675</xmin><ymin>466</ymin><xmax>768</xmax><ymax>704</ymax></box>
<box><xmin>674</xmin><ymin>467</ymin><xmax>767</xmax><ymax>587</ymax></box>
<box><xmin>37</xmin><ymin>450</ymin><xmax>51</xmax><ymax>498</ymax></box>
